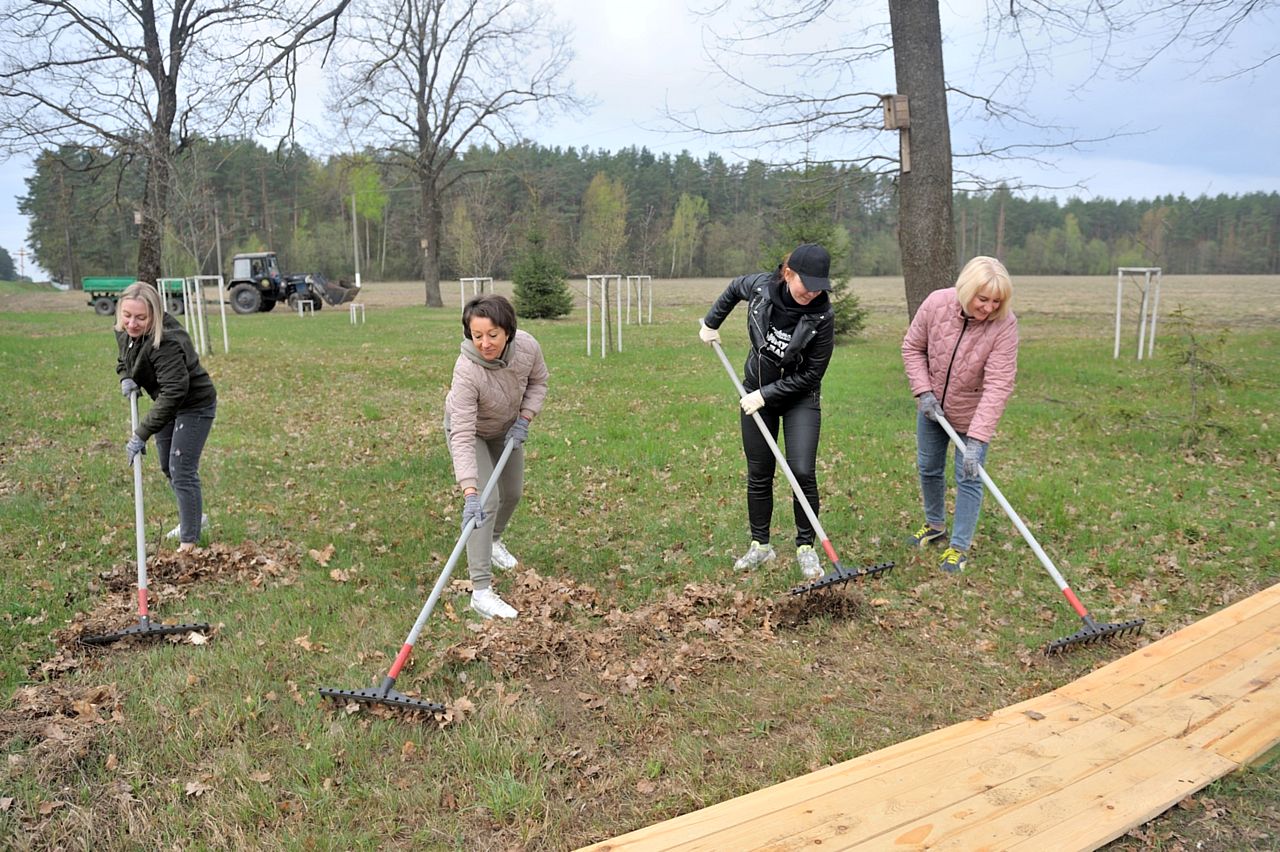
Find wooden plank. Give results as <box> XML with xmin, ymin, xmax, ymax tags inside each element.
<box><xmin>580</xmin><ymin>584</ymin><xmax>1280</xmax><ymax>852</ymax></box>
<box><xmin>1115</xmin><ymin>625</ymin><xmax>1280</xmax><ymax>734</ymax></box>
<box><xmin>577</xmin><ymin>694</ymin><xmax>1093</xmax><ymax>852</ymax></box>
<box><xmin>593</xmin><ymin>703</ymin><xmax>1131</xmax><ymax>852</ymax></box>
<box><xmin>870</xmin><ymin>737</ymin><xmax>1231</xmax><ymax>851</ymax></box>
<box><xmin>1060</xmin><ymin>585</ymin><xmax>1280</xmax><ymax>712</ymax></box>
<box><xmin>576</xmin><ymin>695</ymin><xmax>1095</xmax><ymax>849</ymax></box>
<box><xmin>1003</xmin><ymin>740</ymin><xmax>1238</xmax><ymax>851</ymax></box>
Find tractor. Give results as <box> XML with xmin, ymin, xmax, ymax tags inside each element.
<box><xmin>227</xmin><ymin>252</ymin><xmax>359</xmax><ymax>314</ymax></box>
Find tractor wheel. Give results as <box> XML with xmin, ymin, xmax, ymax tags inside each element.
<box><xmin>311</xmin><ymin>297</ymin><xmax>322</xmax><ymax>312</ymax></box>
<box><xmin>92</xmin><ymin>296</ymin><xmax>116</xmax><ymax>316</ymax></box>
<box><xmin>261</xmin><ymin>297</ymin><xmax>277</xmax><ymax>312</ymax></box>
<box><xmin>166</xmin><ymin>295</ymin><xmax>185</xmax><ymax>315</ymax></box>
<box><xmin>230</xmin><ymin>283</ymin><xmax>262</xmax><ymax>314</ymax></box>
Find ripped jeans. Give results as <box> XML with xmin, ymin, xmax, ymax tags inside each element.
<box><xmin>154</xmin><ymin>402</ymin><xmax>216</xmax><ymax>544</ymax></box>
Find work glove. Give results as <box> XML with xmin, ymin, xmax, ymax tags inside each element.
<box><xmin>462</xmin><ymin>493</ymin><xmax>487</xmax><ymax>529</ymax></box>
<box><xmin>962</xmin><ymin>437</ymin><xmax>986</xmax><ymax>479</ymax></box>
<box><xmin>126</xmin><ymin>433</ymin><xmax>146</xmax><ymax>467</ymax></box>
<box><xmin>505</xmin><ymin>416</ymin><xmax>530</xmax><ymax>448</ymax></box>
<box><xmin>120</xmin><ymin>377</ymin><xmax>139</xmax><ymax>398</ymax></box>
<box><xmin>698</xmin><ymin>321</ymin><xmax>720</xmax><ymax>345</ymax></box>
<box><xmin>740</xmin><ymin>389</ymin><xmax>765</xmax><ymax>416</ymax></box>
<box><xmin>916</xmin><ymin>391</ymin><xmax>940</xmax><ymax>421</ymax></box>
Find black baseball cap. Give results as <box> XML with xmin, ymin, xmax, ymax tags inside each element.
<box><xmin>787</xmin><ymin>244</ymin><xmax>831</xmax><ymax>292</ymax></box>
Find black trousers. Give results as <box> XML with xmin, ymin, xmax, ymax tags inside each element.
<box><xmin>740</xmin><ymin>394</ymin><xmax>821</xmax><ymax>547</ymax></box>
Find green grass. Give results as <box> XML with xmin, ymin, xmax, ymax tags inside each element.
<box><xmin>0</xmin><ymin>293</ymin><xmax>1277</xmax><ymax>849</ymax></box>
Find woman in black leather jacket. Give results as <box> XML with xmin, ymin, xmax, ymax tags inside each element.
<box><xmin>699</xmin><ymin>244</ymin><xmax>836</xmax><ymax>581</ymax></box>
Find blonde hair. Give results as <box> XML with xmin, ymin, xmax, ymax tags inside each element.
<box><xmin>954</xmin><ymin>256</ymin><xmax>1013</xmax><ymax>321</ymax></box>
<box><xmin>114</xmin><ymin>282</ymin><xmax>165</xmax><ymax>347</ymax></box>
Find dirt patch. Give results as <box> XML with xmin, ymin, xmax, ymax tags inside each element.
<box><xmin>0</xmin><ymin>682</ymin><xmax>123</xmax><ymax>771</ymax></box>
<box><xmin>443</xmin><ymin>569</ymin><xmax>877</xmax><ymax>695</ymax></box>
<box><xmin>48</xmin><ymin>540</ymin><xmax>300</xmax><ymax>655</ymax></box>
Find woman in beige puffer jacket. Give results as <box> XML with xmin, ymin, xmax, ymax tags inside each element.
<box><xmin>902</xmin><ymin>256</ymin><xmax>1018</xmax><ymax>574</ymax></box>
<box><xmin>444</xmin><ymin>294</ymin><xmax>548</xmax><ymax>620</ymax></box>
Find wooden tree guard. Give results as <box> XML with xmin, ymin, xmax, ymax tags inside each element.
<box><xmin>580</xmin><ymin>582</ymin><xmax>1280</xmax><ymax>851</ymax></box>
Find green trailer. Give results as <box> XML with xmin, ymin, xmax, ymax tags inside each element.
<box><xmin>83</xmin><ymin>277</ymin><xmax>186</xmax><ymax>316</ymax></box>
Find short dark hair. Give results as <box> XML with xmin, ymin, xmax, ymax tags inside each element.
<box><xmin>462</xmin><ymin>293</ymin><xmax>517</xmax><ymax>339</ymax></box>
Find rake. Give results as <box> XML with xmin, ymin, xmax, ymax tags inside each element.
<box><xmin>81</xmin><ymin>391</ymin><xmax>211</xmax><ymax>646</ymax></box>
<box><xmin>710</xmin><ymin>340</ymin><xmax>893</xmax><ymax>595</ymax></box>
<box><xmin>933</xmin><ymin>413</ymin><xmax>1144</xmax><ymax>654</ymax></box>
<box><xmin>319</xmin><ymin>438</ymin><xmax>516</xmax><ymax>713</ymax></box>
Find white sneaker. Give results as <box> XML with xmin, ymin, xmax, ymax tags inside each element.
<box><xmin>734</xmin><ymin>540</ymin><xmax>776</xmax><ymax>570</ymax></box>
<box><xmin>166</xmin><ymin>513</ymin><xmax>209</xmax><ymax>540</ymax></box>
<box><xmin>491</xmin><ymin>538</ymin><xmax>518</xmax><ymax>570</ymax></box>
<box><xmin>796</xmin><ymin>544</ymin><xmax>824</xmax><ymax>581</ymax></box>
<box><xmin>471</xmin><ymin>588</ymin><xmax>518</xmax><ymax>620</ymax></box>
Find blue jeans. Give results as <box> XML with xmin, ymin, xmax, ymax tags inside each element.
<box><xmin>155</xmin><ymin>401</ymin><xmax>216</xmax><ymax>544</ymax></box>
<box><xmin>916</xmin><ymin>411</ymin><xmax>987</xmax><ymax>551</ymax></box>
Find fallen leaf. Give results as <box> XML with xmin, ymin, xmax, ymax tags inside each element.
<box><xmin>189</xmin><ymin>632</ymin><xmax>209</xmax><ymax>645</ymax></box>
<box><xmin>249</xmin><ymin>771</ymin><xmax>272</xmax><ymax>783</ymax></box>
<box><xmin>37</xmin><ymin>800</ymin><xmax>64</xmax><ymax>816</ymax></box>
<box><xmin>329</xmin><ymin>568</ymin><xmax>350</xmax><ymax>583</ymax></box>
<box><xmin>309</xmin><ymin>544</ymin><xmax>336</xmax><ymax>566</ymax></box>
<box><xmin>105</xmin><ymin>753</ymin><xmax>118</xmax><ymax>771</ymax></box>
<box><xmin>1024</xmin><ymin>710</ymin><xmax>1046</xmax><ymax>721</ymax></box>
<box><xmin>636</xmin><ymin>780</ymin><xmax>656</xmax><ymax>794</ymax></box>
<box><xmin>401</xmin><ymin>740</ymin><xmax>417</xmax><ymax>761</ymax></box>
<box><xmin>185</xmin><ymin>780</ymin><xmax>212</xmax><ymax>797</ymax></box>
<box><xmin>0</xmin><ymin>797</ymin><xmax>13</xmax><ymax>812</ymax></box>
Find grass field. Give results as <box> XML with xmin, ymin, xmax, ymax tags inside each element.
<box><xmin>1</xmin><ymin>275</ymin><xmax>1277</xmax><ymax>850</ymax></box>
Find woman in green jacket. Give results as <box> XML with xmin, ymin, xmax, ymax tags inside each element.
<box><xmin>115</xmin><ymin>282</ymin><xmax>218</xmax><ymax>551</ymax></box>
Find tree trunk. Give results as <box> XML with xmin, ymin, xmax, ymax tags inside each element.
<box><xmin>889</xmin><ymin>0</ymin><xmax>955</xmax><ymax>321</ymax></box>
<box><xmin>420</xmin><ymin>178</ymin><xmax>444</xmax><ymax>307</ymax></box>
<box><xmin>136</xmin><ymin>151</ymin><xmax>169</xmax><ymax>285</ymax></box>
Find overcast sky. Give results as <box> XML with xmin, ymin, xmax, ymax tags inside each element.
<box><xmin>4</xmin><ymin>0</ymin><xmax>1278</xmax><ymax>280</ymax></box>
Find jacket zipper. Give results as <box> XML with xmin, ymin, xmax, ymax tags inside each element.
<box><xmin>940</xmin><ymin>312</ymin><xmax>970</xmax><ymax>409</ymax></box>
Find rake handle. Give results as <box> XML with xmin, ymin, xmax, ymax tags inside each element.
<box><xmin>129</xmin><ymin>392</ymin><xmax>149</xmax><ymax>621</ymax></box>
<box><xmin>386</xmin><ymin>437</ymin><xmax>518</xmax><ymax>679</ymax></box>
<box><xmin>709</xmin><ymin>340</ymin><xmax>838</xmax><ymax>563</ymax></box>
<box><xmin>933</xmin><ymin>413</ymin><xmax>1089</xmax><ymax>619</ymax></box>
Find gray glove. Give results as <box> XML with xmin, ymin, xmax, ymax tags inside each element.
<box><xmin>462</xmin><ymin>493</ymin><xmax>487</xmax><ymax>529</ymax></box>
<box><xmin>916</xmin><ymin>391</ymin><xmax>940</xmax><ymax>421</ymax></box>
<box><xmin>120</xmin><ymin>377</ymin><xmax>139</xmax><ymax>398</ymax></box>
<box><xmin>962</xmin><ymin>437</ymin><xmax>986</xmax><ymax>479</ymax></box>
<box><xmin>505</xmin><ymin>416</ymin><xmax>530</xmax><ymax>448</ymax></box>
<box><xmin>126</xmin><ymin>433</ymin><xmax>146</xmax><ymax>467</ymax></box>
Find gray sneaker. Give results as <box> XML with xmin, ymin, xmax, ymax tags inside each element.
<box><xmin>734</xmin><ymin>540</ymin><xmax>776</xmax><ymax>570</ymax></box>
<box><xmin>907</xmin><ymin>523</ymin><xmax>946</xmax><ymax>548</ymax></box>
<box><xmin>796</xmin><ymin>544</ymin><xmax>824</xmax><ymax>580</ymax></box>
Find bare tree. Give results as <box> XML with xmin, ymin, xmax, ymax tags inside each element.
<box><xmin>688</xmin><ymin>0</ymin><xmax>1274</xmax><ymax>319</ymax></box>
<box><xmin>330</xmin><ymin>0</ymin><xmax>581</xmax><ymax>307</ymax></box>
<box><xmin>0</xmin><ymin>1</ymin><xmax>350</xmax><ymax>285</ymax></box>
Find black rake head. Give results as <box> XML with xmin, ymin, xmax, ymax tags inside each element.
<box><xmin>80</xmin><ymin>620</ymin><xmax>210</xmax><ymax>646</ymax></box>
<box><xmin>789</xmin><ymin>561</ymin><xmax>894</xmax><ymax>596</ymax></box>
<box><xmin>1044</xmin><ymin>617</ymin><xmax>1145</xmax><ymax>655</ymax></box>
<box><xmin>318</xmin><ymin>685</ymin><xmax>446</xmax><ymax>714</ymax></box>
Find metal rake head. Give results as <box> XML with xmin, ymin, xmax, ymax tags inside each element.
<box><xmin>789</xmin><ymin>561</ymin><xmax>894</xmax><ymax>596</ymax></box>
<box><xmin>1044</xmin><ymin>617</ymin><xmax>1145</xmax><ymax>655</ymax></box>
<box><xmin>318</xmin><ymin>685</ymin><xmax>445</xmax><ymax>713</ymax></box>
<box><xmin>80</xmin><ymin>620</ymin><xmax>211</xmax><ymax>646</ymax></box>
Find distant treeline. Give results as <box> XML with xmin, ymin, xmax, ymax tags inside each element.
<box><xmin>19</xmin><ymin>137</ymin><xmax>1280</xmax><ymax>286</ymax></box>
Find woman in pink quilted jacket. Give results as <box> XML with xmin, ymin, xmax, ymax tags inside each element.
<box><xmin>901</xmin><ymin>256</ymin><xmax>1018</xmax><ymax>573</ymax></box>
<box><xmin>444</xmin><ymin>294</ymin><xmax>549</xmax><ymax>619</ymax></box>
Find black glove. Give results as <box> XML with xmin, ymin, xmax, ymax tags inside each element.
<box><xmin>120</xmin><ymin>377</ymin><xmax>139</xmax><ymax>398</ymax></box>
<box><xmin>505</xmin><ymin>416</ymin><xmax>530</xmax><ymax>448</ymax></box>
<box><xmin>126</xmin><ymin>433</ymin><xmax>146</xmax><ymax>467</ymax></box>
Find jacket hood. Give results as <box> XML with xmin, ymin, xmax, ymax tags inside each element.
<box><xmin>459</xmin><ymin>334</ymin><xmax>515</xmax><ymax>370</ymax></box>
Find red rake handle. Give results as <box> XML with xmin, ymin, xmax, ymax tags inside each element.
<box><xmin>933</xmin><ymin>413</ymin><xmax>1090</xmax><ymax>619</ymax></box>
<box><xmin>709</xmin><ymin>340</ymin><xmax>840</xmax><ymax>562</ymax></box>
